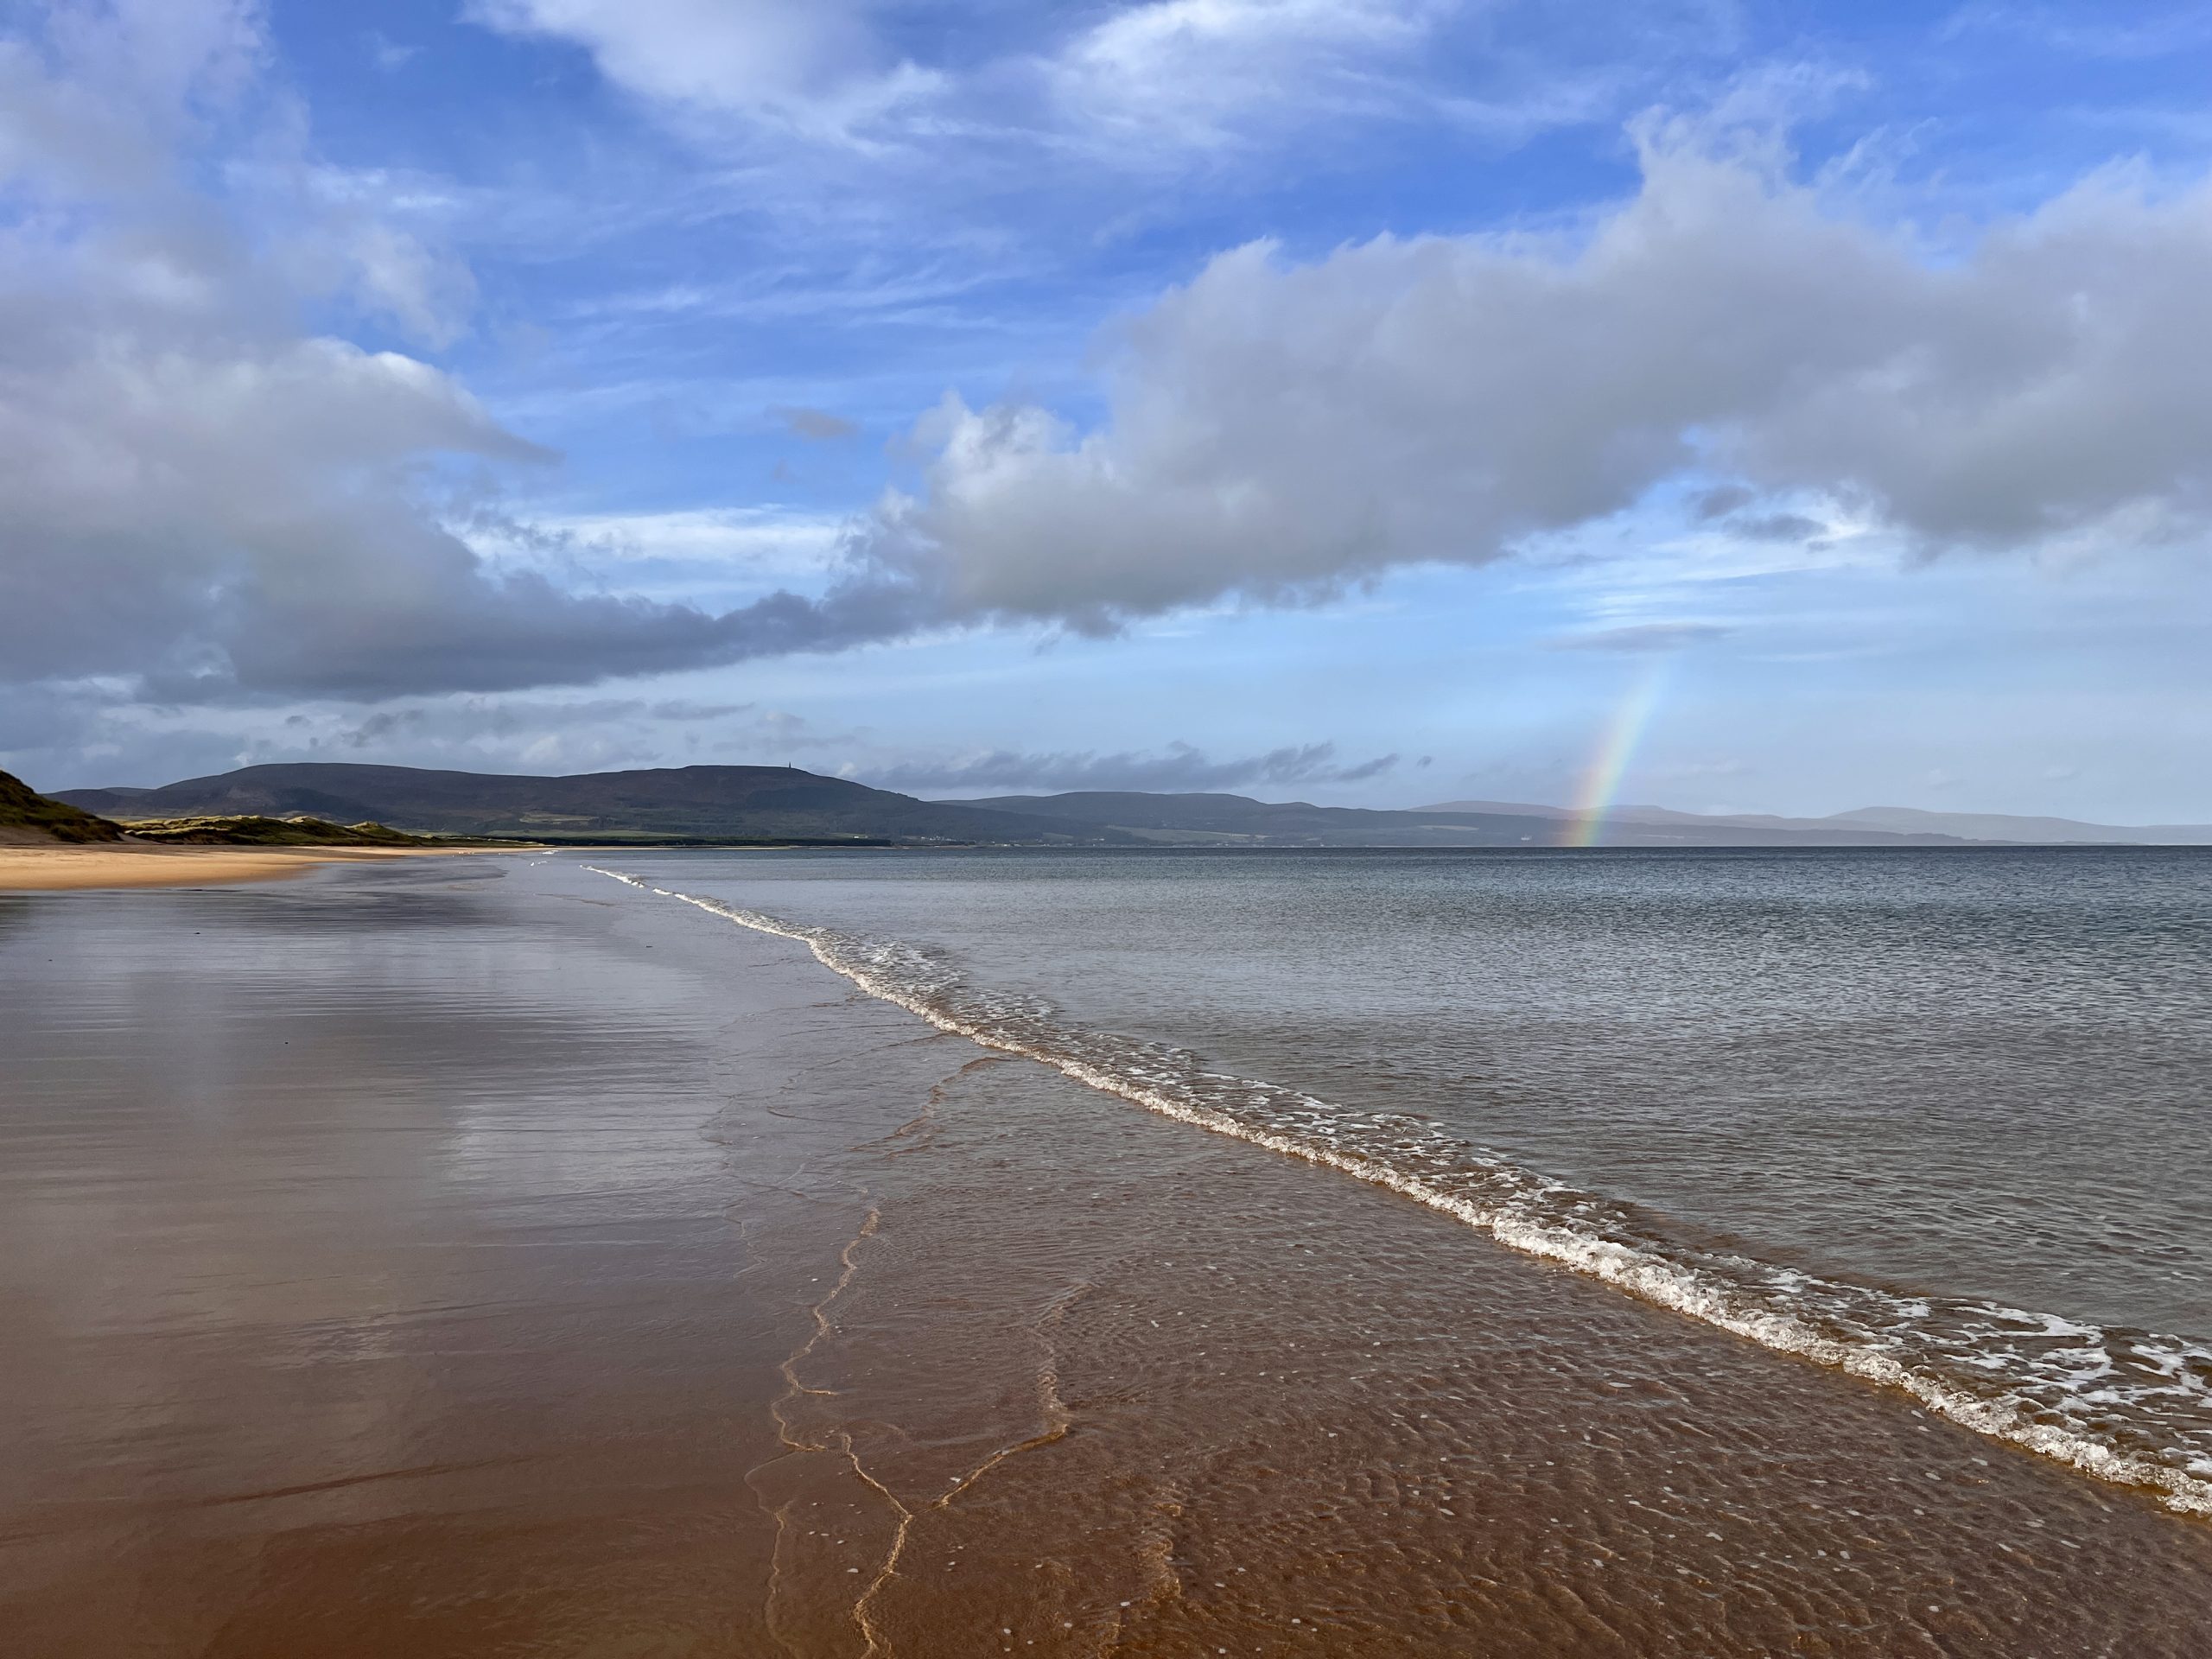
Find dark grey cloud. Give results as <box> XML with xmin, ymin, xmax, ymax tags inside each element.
<box><xmin>333</xmin><ymin>697</ymin><xmax>752</xmax><ymax>750</ymax></box>
<box><xmin>869</xmin><ymin>741</ymin><xmax>1398</xmax><ymax>795</ymax></box>
<box><xmin>303</xmin><ymin>694</ymin><xmax>811</xmax><ymax>774</ymax></box>
<box><xmin>1690</xmin><ymin>484</ymin><xmax>1758</xmax><ymax>520</ymax></box>
<box><xmin>1688</xmin><ymin>486</ymin><xmax>1825</xmax><ymax>542</ymax></box>
<box><xmin>1729</xmin><ymin>512</ymin><xmax>1827</xmax><ymax>543</ymax></box>
<box><xmin>770</xmin><ymin>404</ymin><xmax>860</xmax><ymax>441</ymax></box>
<box><xmin>1549</xmin><ymin>621</ymin><xmax>1735</xmax><ymax>652</ymax></box>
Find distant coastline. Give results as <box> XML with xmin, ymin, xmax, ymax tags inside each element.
<box><xmin>47</xmin><ymin>760</ymin><xmax>2212</xmax><ymax>850</ymax></box>
<box><xmin>0</xmin><ymin>766</ymin><xmax>509</xmax><ymax>891</ymax></box>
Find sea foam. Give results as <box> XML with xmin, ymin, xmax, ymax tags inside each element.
<box><xmin>591</xmin><ymin>866</ymin><xmax>2212</xmax><ymax>1518</ymax></box>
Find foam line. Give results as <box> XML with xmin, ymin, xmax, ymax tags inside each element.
<box><xmin>590</xmin><ymin>866</ymin><xmax>2212</xmax><ymax>1519</ymax></box>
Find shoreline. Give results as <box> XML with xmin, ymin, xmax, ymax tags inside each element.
<box><xmin>8</xmin><ymin>855</ymin><xmax>2212</xmax><ymax>1655</ymax></box>
<box><xmin>0</xmin><ymin>854</ymin><xmax>861</xmax><ymax>1656</ymax></box>
<box><xmin>0</xmin><ymin>841</ymin><xmax>505</xmax><ymax>892</ymax></box>
<box><xmin>591</xmin><ymin>866</ymin><xmax>2212</xmax><ymax>1519</ymax></box>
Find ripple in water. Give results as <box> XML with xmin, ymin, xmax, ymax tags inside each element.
<box><xmin>591</xmin><ymin>866</ymin><xmax>2212</xmax><ymax>1517</ymax></box>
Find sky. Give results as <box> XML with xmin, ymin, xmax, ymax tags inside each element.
<box><xmin>3</xmin><ymin>0</ymin><xmax>2211</xmax><ymax>820</ymax></box>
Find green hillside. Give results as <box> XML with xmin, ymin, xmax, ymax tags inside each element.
<box><xmin>58</xmin><ymin>763</ymin><xmax>1119</xmax><ymax>844</ymax></box>
<box><xmin>0</xmin><ymin>769</ymin><xmax>125</xmax><ymax>842</ymax></box>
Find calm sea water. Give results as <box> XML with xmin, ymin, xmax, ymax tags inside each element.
<box><xmin>600</xmin><ymin>845</ymin><xmax>2212</xmax><ymax>1515</ymax></box>
<box><xmin>13</xmin><ymin>854</ymin><xmax>2212</xmax><ymax>1652</ymax></box>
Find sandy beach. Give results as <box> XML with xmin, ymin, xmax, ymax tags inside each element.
<box><xmin>4</xmin><ymin>855</ymin><xmax>2211</xmax><ymax>1656</ymax></box>
<box><xmin>0</xmin><ymin>840</ymin><xmax>491</xmax><ymax>891</ymax></box>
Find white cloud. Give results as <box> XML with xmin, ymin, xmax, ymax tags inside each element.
<box><xmin>334</xmin><ymin>218</ymin><xmax>478</xmax><ymax>349</ymax></box>
<box><xmin>464</xmin><ymin>0</ymin><xmax>941</xmax><ymax>136</ymax></box>
<box><xmin>365</xmin><ymin>31</ymin><xmax>417</xmax><ymax>73</ymax></box>
<box><xmin>843</xmin><ymin>129</ymin><xmax>2212</xmax><ymax>631</ymax></box>
<box><xmin>1549</xmin><ymin>622</ymin><xmax>1735</xmax><ymax>652</ymax></box>
<box><xmin>15</xmin><ymin>3</ymin><xmax>2212</xmax><ymax>730</ymax></box>
<box><xmin>466</xmin><ymin>506</ymin><xmax>847</xmax><ymax>588</ymax></box>
<box><xmin>0</xmin><ymin>1</ymin><xmax>924</xmax><ymax>702</ymax></box>
<box><xmin>1053</xmin><ymin>0</ymin><xmax>1452</xmax><ymax>152</ymax></box>
<box><xmin>466</xmin><ymin>0</ymin><xmax>1471</xmax><ymax>156</ymax></box>
<box><xmin>0</xmin><ymin>0</ymin><xmax>261</xmax><ymax>194</ymax></box>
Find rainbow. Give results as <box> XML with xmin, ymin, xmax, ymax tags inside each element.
<box><xmin>1563</xmin><ymin>661</ymin><xmax>1670</xmax><ymax>848</ymax></box>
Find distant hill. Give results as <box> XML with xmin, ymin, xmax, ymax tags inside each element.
<box><xmin>953</xmin><ymin>790</ymin><xmax>1570</xmax><ymax>846</ymax></box>
<box><xmin>1421</xmin><ymin>799</ymin><xmax>2212</xmax><ymax>846</ymax></box>
<box><xmin>1829</xmin><ymin>806</ymin><xmax>2212</xmax><ymax>846</ymax></box>
<box><xmin>1413</xmin><ymin>798</ymin><xmax>1577</xmax><ymax>821</ymax></box>
<box><xmin>48</xmin><ymin>764</ymin><xmax>2021</xmax><ymax>849</ymax></box>
<box><xmin>950</xmin><ymin>791</ymin><xmax>1975</xmax><ymax>848</ymax></box>
<box><xmin>57</xmin><ymin>764</ymin><xmax>1125</xmax><ymax>846</ymax></box>
<box><xmin>0</xmin><ymin>769</ymin><xmax>124</xmax><ymax>844</ymax></box>
<box><xmin>45</xmin><ymin>762</ymin><xmax>2190</xmax><ymax>850</ymax></box>
<box><xmin>58</xmin><ymin>763</ymin><xmax>2179</xmax><ymax>850</ymax></box>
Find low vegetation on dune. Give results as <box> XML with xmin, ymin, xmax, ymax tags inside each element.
<box><xmin>3</xmin><ymin>766</ymin><xmax>453</xmax><ymax>852</ymax></box>
<box><xmin>117</xmin><ymin>816</ymin><xmax>435</xmax><ymax>847</ymax></box>
<box><xmin>3</xmin><ymin>769</ymin><xmax>474</xmax><ymax>853</ymax></box>
<box><xmin>0</xmin><ymin>769</ymin><xmax>126</xmax><ymax>842</ymax></box>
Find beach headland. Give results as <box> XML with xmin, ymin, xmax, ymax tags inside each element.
<box><xmin>0</xmin><ymin>766</ymin><xmax>506</xmax><ymax>890</ymax></box>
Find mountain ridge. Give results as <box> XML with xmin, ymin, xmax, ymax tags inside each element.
<box><xmin>1418</xmin><ymin>798</ymin><xmax>2212</xmax><ymax>846</ymax></box>
<box><xmin>49</xmin><ymin>762</ymin><xmax>2196</xmax><ymax>849</ymax></box>
<box><xmin>952</xmin><ymin>790</ymin><xmax>1976</xmax><ymax>848</ymax></box>
<box><xmin>55</xmin><ymin>763</ymin><xmax>1122</xmax><ymax>846</ymax></box>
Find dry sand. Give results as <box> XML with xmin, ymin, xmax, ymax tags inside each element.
<box><xmin>0</xmin><ymin>839</ymin><xmax>491</xmax><ymax>891</ymax></box>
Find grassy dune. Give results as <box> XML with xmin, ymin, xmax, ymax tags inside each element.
<box><xmin>118</xmin><ymin>816</ymin><xmax>434</xmax><ymax>847</ymax></box>
<box><xmin>0</xmin><ymin>769</ymin><xmax>125</xmax><ymax>843</ymax></box>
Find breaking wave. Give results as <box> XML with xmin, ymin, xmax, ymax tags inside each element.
<box><xmin>591</xmin><ymin>866</ymin><xmax>2212</xmax><ymax>1518</ymax></box>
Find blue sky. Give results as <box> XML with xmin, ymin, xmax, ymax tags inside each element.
<box><xmin>3</xmin><ymin>0</ymin><xmax>2211</xmax><ymax>819</ymax></box>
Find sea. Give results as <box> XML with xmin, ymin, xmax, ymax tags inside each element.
<box><xmin>10</xmin><ymin>846</ymin><xmax>2212</xmax><ymax>1655</ymax></box>
<box><xmin>596</xmin><ymin>844</ymin><xmax>2212</xmax><ymax>1519</ymax></box>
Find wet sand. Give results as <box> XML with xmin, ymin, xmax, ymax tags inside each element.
<box><xmin>0</xmin><ymin>841</ymin><xmax>484</xmax><ymax>891</ymax></box>
<box><xmin>3</xmin><ymin>856</ymin><xmax>2210</xmax><ymax>1655</ymax></box>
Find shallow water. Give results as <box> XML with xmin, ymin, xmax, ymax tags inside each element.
<box><xmin>7</xmin><ymin>852</ymin><xmax>2212</xmax><ymax>1656</ymax></box>
<box><xmin>600</xmin><ymin>846</ymin><xmax>2212</xmax><ymax>1516</ymax></box>
<box><xmin>0</xmin><ymin>858</ymin><xmax>906</xmax><ymax>1654</ymax></box>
